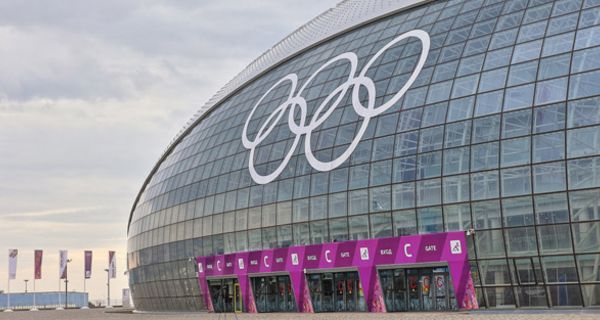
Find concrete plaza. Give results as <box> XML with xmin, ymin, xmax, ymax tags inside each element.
<box><xmin>0</xmin><ymin>309</ymin><xmax>600</xmax><ymax>320</ymax></box>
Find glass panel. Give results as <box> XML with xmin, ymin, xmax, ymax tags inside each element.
<box><xmin>505</xmin><ymin>227</ymin><xmax>538</xmax><ymax>256</ymax></box>
<box><xmin>479</xmin><ymin>67</ymin><xmax>508</xmax><ymax>92</ymax></box>
<box><xmin>393</xmin><ymin>209</ymin><xmax>417</xmax><ymax>236</ymax></box>
<box><xmin>582</xmin><ymin>284</ymin><xmax>600</xmax><ymax>307</ymax></box>
<box><xmin>417</xmin><ymin>207</ymin><xmax>443</xmax><ymax>234</ymax></box>
<box><xmin>444</xmin><ymin>203</ymin><xmax>471</xmax><ymax>231</ymax></box>
<box><xmin>395</xmin><ymin>131</ymin><xmax>419</xmax><ymax>156</ymax></box>
<box><xmin>472</xmin><ymin>115</ymin><xmax>500</xmax><ymax>143</ymax></box>
<box><xmin>310</xmin><ymin>196</ymin><xmax>327</xmax><ymax>220</ymax></box>
<box><xmin>484</xmin><ymin>287</ymin><xmax>516</xmax><ymax>307</ymax></box>
<box><xmin>533</xmin><ymin>132</ymin><xmax>565</xmax><ymax>163</ymax></box>
<box><xmin>537</xmin><ymin>224</ymin><xmax>573</xmax><ymax>254</ymax></box>
<box><xmin>448</xmin><ymin>96</ymin><xmax>475</xmax><ymax>122</ymax></box>
<box><xmin>443</xmin><ymin>174</ymin><xmax>470</xmax><ymax>203</ymax></box>
<box><xmin>393</xmin><ymin>156</ymin><xmax>416</xmax><ymax>183</ymax></box>
<box><xmin>515</xmin><ymin>286</ymin><xmax>548</xmax><ymax>307</ymax></box>
<box><xmin>475</xmin><ymin>90</ymin><xmax>503</xmax><ymax>116</ymax></box>
<box><xmin>472</xmin><ymin>200</ymin><xmax>502</xmax><ymax>229</ymax></box>
<box><xmin>370</xmin><ymin>186</ymin><xmax>391</xmax><ymax>212</ymax></box>
<box><xmin>479</xmin><ymin>259</ymin><xmax>511</xmax><ymax>284</ymax></box>
<box><xmin>370</xmin><ymin>160</ymin><xmax>392</xmax><ymax>186</ymax></box>
<box><xmin>538</xmin><ymin>54</ymin><xmax>570</xmax><ymax>80</ymax></box>
<box><xmin>534</xmin><ymin>103</ymin><xmax>565</xmax><ymax>133</ymax></box>
<box><xmin>502</xmin><ymin>196</ymin><xmax>534</xmax><ymax>227</ymax></box>
<box><xmin>471</xmin><ymin>171</ymin><xmax>500</xmax><ymax>200</ymax></box>
<box><xmin>504</xmin><ymin>84</ymin><xmax>534</xmax><ymax>111</ymax></box>
<box><xmin>501</xmin><ymin>166</ymin><xmax>531</xmax><ymax>196</ymax></box>
<box><xmin>293</xmin><ymin>223</ymin><xmax>310</xmax><ymax>246</ymax></box>
<box><xmin>443</xmin><ymin>146</ymin><xmax>470</xmax><ymax>175</ymax></box>
<box><xmin>370</xmin><ymin>212</ymin><xmax>392</xmax><ymax>238</ymax></box>
<box><xmin>533</xmin><ymin>162</ymin><xmax>567</xmax><ymax>193</ymax></box>
<box><xmin>569</xmin><ymin>189</ymin><xmax>600</xmax><ymax>222</ymax></box>
<box><xmin>548</xmin><ymin>284</ymin><xmax>582</xmax><ymax>307</ymax></box>
<box><xmin>348</xmin><ymin>189</ymin><xmax>369</xmax><ymax>216</ymax></box>
<box><xmin>568</xmin><ymin>157</ymin><xmax>600</xmax><ymax>189</ymax></box>
<box><xmin>329</xmin><ymin>192</ymin><xmax>347</xmax><ymax>218</ymax></box>
<box><xmin>419</xmin><ymin>126</ymin><xmax>444</xmax><ymax>152</ymax></box>
<box><xmin>471</xmin><ymin>142</ymin><xmax>499</xmax><ymax>171</ymax></box>
<box><xmin>508</xmin><ymin>60</ymin><xmax>537</xmax><ymax>86</ymax></box>
<box><xmin>572</xmin><ymin>221</ymin><xmax>600</xmax><ymax>253</ymax></box>
<box><xmin>349</xmin><ymin>215</ymin><xmax>369</xmax><ymax>240</ymax></box>
<box><xmin>512</xmin><ymin>40</ymin><xmax>542</xmax><ymax>63</ymax></box>
<box><xmin>577</xmin><ymin>254</ymin><xmax>600</xmax><ymax>282</ymax></box>
<box><xmin>511</xmin><ymin>257</ymin><xmax>542</xmax><ymax>285</ymax></box>
<box><xmin>417</xmin><ymin>178</ymin><xmax>441</xmax><ymax>207</ymax></box>
<box><xmin>392</xmin><ymin>182</ymin><xmax>415</xmax><ymax>210</ymax></box>
<box><xmin>567</xmin><ymin>96</ymin><xmax>600</xmax><ymax>128</ymax></box>
<box><xmin>501</xmin><ymin>137</ymin><xmax>530</xmax><ymax>167</ymax></box>
<box><xmin>502</xmin><ymin>110</ymin><xmax>531</xmax><ymax>139</ymax></box>
<box><xmin>569</xmin><ymin>70</ymin><xmax>600</xmax><ymax>99</ymax></box>
<box><xmin>310</xmin><ymin>220</ymin><xmax>329</xmax><ymax>244</ymax></box>
<box><xmin>444</xmin><ymin>121</ymin><xmax>471</xmax><ymax>148</ymax></box>
<box><xmin>542</xmin><ymin>255</ymin><xmax>578</xmax><ymax>283</ymax></box>
<box><xmin>329</xmin><ymin>217</ymin><xmax>348</xmax><ymax>242</ymax></box>
<box><xmin>422</xmin><ymin>103</ymin><xmax>447</xmax><ymax>127</ymax></box>
<box><xmin>535</xmin><ymin>193</ymin><xmax>569</xmax><ymax>224</ymax></box>
<box><xmin>475</xmin><ymin>229</ymin><xmax>506</xmax><ymax>258</ymax></box>
<box><xmin>567</xmin><ymin>126</ymin><xmax>600</xmax><ymax>158</ymax></box>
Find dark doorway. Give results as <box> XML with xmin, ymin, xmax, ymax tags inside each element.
<box><xmin>207</xmin><ymin>278</ymin><xmax>241</xmax><ymax>313</ymax></box>
<box><xmin>379</xmin><ymin>266</ymin><xmax>457</xmax><ymax>312</ymax></box>
<box><xmin>307</xmin><ymin>271</ymin><xmax>366</xmax><ymax>312</ymax></box>
<box><xmin>251</xmin><ymin>275</ymin><xmax>296</xmax><ymax>312</ymax></box>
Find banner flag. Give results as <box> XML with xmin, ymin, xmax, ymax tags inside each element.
<box><xmin>8</xmin><ymin>249</ymin><xmax>18</xmax><ymax>280</ymax></box>
<box><xmin>84</xmin><ymin>250</ymin><xmax>92</xmax><ymax>279</ymax></box>
<box><xmin>108</xmin><ymin>251</ymin><xmax>116</xmax><ymax>279</ymax></box>
<box><xmin>59</xmin><ymin>250</ymin><xmax>68</xmax><ymax>279</ymax></box>
<box><xmin>34</xmin><ymin>250</ymin><xmax>43</xmax><ymax>280</ymax></box>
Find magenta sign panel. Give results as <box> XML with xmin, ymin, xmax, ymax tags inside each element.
<box><xmin>196</xmin><ymin>231</ymin><xmax>478</xmax><ymax>313</ymax></box>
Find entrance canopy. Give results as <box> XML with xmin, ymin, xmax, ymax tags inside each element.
<box><xmin>196</xmin><ymin>231</ymin><xmax>478</xmax><ymax>312</ymax></box>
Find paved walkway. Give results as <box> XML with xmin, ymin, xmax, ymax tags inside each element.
<box><xmin>0</xmin><ymin>308</ymin><xmax>599</xmax><ymax>319</ymax></box>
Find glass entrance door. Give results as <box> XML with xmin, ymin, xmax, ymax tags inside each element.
<box><xmin>307</xmin><ymin>271</ymin><xmax>365</xmax><ymax>312</ymax></box>
<box><xmin>251</xmin><ymin>275</ymin><xmax>296</xmax><ymax>312</ymax></box>
<box><xmin>380</xmin><ymin>269</ymin><xmax>408</xmax><ymax>312</ymax></box>
<box><xmin>207</xmin><ymin>278</ymin><xmax>238</xmax><ymax>313</ymax></box>
<box><xmin>379</xmin><ymin>267</ymin><xmax>456</xmax><ymax>312</ymax></box>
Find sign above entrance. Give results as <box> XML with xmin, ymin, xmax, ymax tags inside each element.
<box><xmin>242</xmin><ymin>30</ymin><xmax>431</xmax><ymax>184</ymax></box>
<box><xmin>196</xmin><ymin>231</ymin><xmax>478</xmax><ymax>313</ymax></box>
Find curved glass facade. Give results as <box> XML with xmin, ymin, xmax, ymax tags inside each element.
<box><xmin>128</xmin><ymin>0</ymin><xmax>600</xmax><ymax>311</ymax></box>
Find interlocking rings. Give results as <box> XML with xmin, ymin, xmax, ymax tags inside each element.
<box><xmin>242</xmin><ymin>29</ymin><xmax>430</xmax><ymax>184</ymax></box>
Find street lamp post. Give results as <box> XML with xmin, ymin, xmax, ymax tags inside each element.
<box><xmin>65</xmin><ymin>259</ymin><xmax>72</xmax><ymax>309</ymax></box>
<box><xmin>24</xmin><ymin>279</ymin><xmax>29</xmax><ymax>293</ymax></box>
<box><xmin>104</xmin><ymin>268</ymin><xmax>111</xmax><ymax>308</ymax></box>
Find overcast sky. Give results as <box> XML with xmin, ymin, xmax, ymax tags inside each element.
<box><xmin>0</xmin><ymin>0</ymin><xmax>338</xmax><ymax>303</ymax></box>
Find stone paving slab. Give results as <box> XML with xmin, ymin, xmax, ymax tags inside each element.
<box><xmin>0</xmin><ymin>309</ymin><xmax>600</xmax><ymax>320</ymax></box>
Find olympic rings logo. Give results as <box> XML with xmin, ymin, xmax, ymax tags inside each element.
<box><xmin>242</xmin><ymin>30</ymin><xmax>430</xmax><ymax>184</ymax></box>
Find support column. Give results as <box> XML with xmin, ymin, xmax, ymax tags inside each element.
<box><xmin>448</xmin><ymin>261</ymin><xmax>478</xmax><ymax>310</ymax></box>
<box><xmin>357</xmin><ymin>266</ymin><xmax>386</xmax><ymax>312</ymax></box>
<box><xmin>237</xmin><ymin>274</ymin><xmax>256</xmax><ymax>313</ymax></box>
<box><xmin>289</xmin><ymin>271</ymin><xmax>313</xmax><ymax>312</ymax></box>
<box><xmin>197</xmin><ymin>276</ymin><xmax>213</xmax><ymax>312</ymax></box>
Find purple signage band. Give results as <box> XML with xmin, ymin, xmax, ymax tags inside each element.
<box><xmin>196</xmin><ymin>231</ymin><xmax>478</xmax><ymax>313</ymax></box>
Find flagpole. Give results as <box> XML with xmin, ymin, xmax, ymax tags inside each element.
<box><xmin>31</xmin><ymin>278</ymin><xmax>38</xmax><ymax>311</ymax></box>
<box><xmin>81</xmin><ymin>277</ymin><xmax>89</xmax><ymax>309</ymax></box>
<box><xmin>56</xmin><ymin>278</ymin><xmax>63</xmax><ymax>310</ymax></box>
<box><xmin>4</xmin><ymin>278</ymin><xmax>12</xmax><ymax>312</ymax></box>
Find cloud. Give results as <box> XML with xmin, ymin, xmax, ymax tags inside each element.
<box><xmin>0</xmin><ymin>0</ymin><xmax>338</xmax><ymax>301</ymax></box>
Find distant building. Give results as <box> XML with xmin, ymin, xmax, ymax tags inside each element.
<box><xmin>0</xmin><ymin>292</ymin><xmax>88</xmax><ymax>310</ymax></box>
